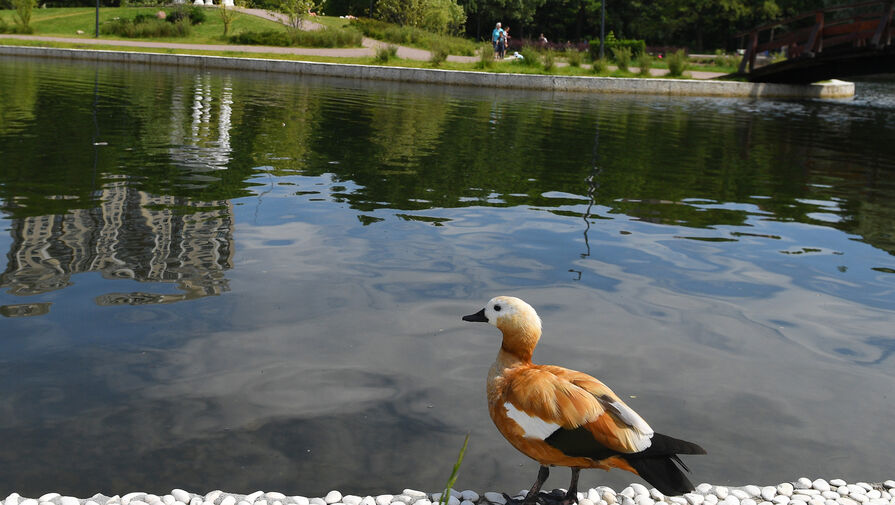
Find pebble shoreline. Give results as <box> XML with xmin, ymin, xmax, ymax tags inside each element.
<box><xmin>5</xmin><ymin>480</ymin><xmax>895</xmax><ymax>505</ymax></box>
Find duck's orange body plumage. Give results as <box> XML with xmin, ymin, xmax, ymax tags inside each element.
<box><xmin>463</xmin><ymin>296</ymin><xmax>705</xmax><ymax>504</ymax></box>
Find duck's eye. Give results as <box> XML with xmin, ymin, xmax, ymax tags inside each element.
<box><xmin>493</xmin><ymin>304</ymin><xmax>501</xmax><ymax>311</ymax></box>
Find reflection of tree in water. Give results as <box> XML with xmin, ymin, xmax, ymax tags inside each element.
<box><xmin>0</xmin><ymin>178</ymin><xmax>234</xmax><ymax>312</ymax></box>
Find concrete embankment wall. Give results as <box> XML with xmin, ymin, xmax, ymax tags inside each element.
<box><xmin>0</xmin><ymin>45</ymin><xmax>855</xmax><ymax>99</ymax></box>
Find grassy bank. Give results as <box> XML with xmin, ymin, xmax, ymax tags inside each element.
<box><xmin>0</xmin><ymin>7</ymin><xmax>285</xmax><ymax>43</ymax></box>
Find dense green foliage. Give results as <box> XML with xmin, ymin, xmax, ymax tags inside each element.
<box><xmin>588</xmin><ymin>33</ymin><xmax>644</xmax><ymax>60</ymax></box>
<box><xmin>101</xmin><ymin>16</ymin><xmax>192</xmax><ymax>38</ymax></box>
<box><xmin>351</xmin><ymin>17</ymin><xmax>476</xmax><ymax>55</ymax></box>
<box><xmin>230</xmin><ymin>26</ymin><xmax>363</xmax><ymax>47</ymax></box>
<box><xmin>666</xmin><ymin>49</ymin><xmax>688</xmax><ymax>76</ymax></box>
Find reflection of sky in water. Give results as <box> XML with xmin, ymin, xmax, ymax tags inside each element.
<box><xmin>0</xmin><ymin>60</ymin><xmax>894</xmax><ymax>497</ymax></box>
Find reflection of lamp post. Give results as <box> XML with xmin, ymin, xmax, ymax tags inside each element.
<box><xmin>599</xmin><ymin>0</ymin><xmax>605</xmax><ymax>59</ymax></box>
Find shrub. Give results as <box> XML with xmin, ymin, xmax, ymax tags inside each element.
<box><xmin>101</xmin><ymin>17</ymin><xmax>192</xmax><ymax>38</ymax></box>
<box><xmin>637</xmin><ymin>53</ymin><xmax>652</xmax><ymax>77</ymax></box>
<box><xmin>429</xmin><ymin>42</ymin><xmax>448</xmax><ymax>66</ymax></box>
<box><xmin>351</xmin><ymin>17</ymin><xmax>475</xmax><ymax>56</ymax></box>
<box><xmin>475</xmin><ymin>42</ymin><xmax>493</xmax><ymax>69</ymax></box>
<box><xmin>612</xmin><ymin>46</ymin><xmax>631</xmax><ymax>72</ymax></box>
<box><xmin>542</xmin><ymin>49</ymin><xmax>555</xmax><ymax>71</ymax></box>
<box><xmin>591</xmin><ymin>58</ymin><xmax>608</xmax><ymax>74</ymax></box>
<box><xmin>12</xmin><ymin>0</ymin><xmax>35</xmax><ymax>30</ymax></box>
<box><xmin>666</xmin><ymin>49</ymin><xmax>688</xmax><ymax>76</ymax></box>
<box><xmin>374</xmin><ymin>44</ymin><xmax>398</xmax><ymax>62</ymax></box>
<box><xmin>515</xmin><ymin>45</ymin><xmax>540</xmax><ymax>67</ymax></box>
<box><xmin>588</xmin><ymin>32</ymin><xmax>644</xmax><ymax>61</ymax></box>
<box><xmin>167</xmin><ymin>5</ymin><xmax>207</xmax><ymax>26</ymax></box>
<box><xmin>229</xmin><ymin>28</ymin><xmax>363</xmax><ymax>48</ymax></box>
<box><xmin>565</xmin><ymin>48</ymin><xmax>582</xmax><ymax>67</ymax></box>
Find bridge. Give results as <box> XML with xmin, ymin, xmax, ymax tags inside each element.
<box><xmin>734</xmin><ymin>1</ymin><xmax>895</xmax><ymax>83</ymax></box>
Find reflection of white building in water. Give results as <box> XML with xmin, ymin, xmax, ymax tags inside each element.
<box><xmin>0</xmin><ymin>74</ymin><xmax>238</xmax><ymax>312</ymax></box>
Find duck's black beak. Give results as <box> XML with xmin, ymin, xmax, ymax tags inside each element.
<box><xmin>462</xmin><ymin>308</ymin><xmax>488</xmax><ymax>322</ymax></box>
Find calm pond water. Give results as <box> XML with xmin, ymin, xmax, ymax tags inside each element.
<box><xmin>1</xmin><ymin>57</ymin><xmax>894</xmax><ymax>498</ymax></box>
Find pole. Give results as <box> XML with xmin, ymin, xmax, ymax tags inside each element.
<box><xmin>599</xmin><ymin>0</ymin><xmax>605</xmax><ymax>59</ymax></box>
<box><xmin>95</xmin><ymin>0</ymin><xmax>99</xmax><ymax>38</ymax></box>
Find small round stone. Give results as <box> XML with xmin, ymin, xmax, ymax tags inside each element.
<box><xmin>459</xmin><ymin>501</ymin><xmax>475</xmax><ymax>505</ymax></box>
<box><xmin>634</xmin><ymin>496</ymin><xmax>652</xmax><ymax>505</ymax></box>
<box><xmin>265</xmin><ymin>496</ymin><xmax>285</xmax><ymax>502</ymax></box>
<box><xmin>721</xmin><ymin>496</ymin><xmax>740</xmax><ymax>505</ymax></box>
<box><xmin>342</xmin><ymin>497</ymin><xmax>361</xmax><ymax>505</ymax></box>
<box><xmin>172</xmin><ymin>492</ymin><xmax>190</xmax><ymax>504</ymax></box>
<box><xmin>620</xmin><ymin>496</ymin><xmax>635</xmax><ymax>505</ymax></box>
<box><xmin>772</xmin><ymin>496</ymin><xmax>789</xmax><ymax>505</ymax></box>
<box><xmin>742</xmin><ymin>499</ymin><xmax>757</xmax><ymax>505</ymax></box>
<box><xmin>23</xmin><ymin>500</ymin><xmax>39</xmax><ymax>505</ymax></box>
<box><xmin>685</xmin><ymin>493</ymin><xmax>705</xmax><ymax>505</ymax></box>
<box><xmin>744</xmin><ymin>488</ymin><xmax>761</xmax><ymax>499</ymax></box>
<box><xmin>670</xmin><ymin>497</ymin><xmax>688</xmax><ymax>505</ymax></box>
<box><xmin>704</xmin><ymin>495</ymin><xmax>718</xmax><ymax>505</ymax></box>
<box><xmin>796</xmin><ymin>480</ymin><xmax>812</xmax><ymax>490</ymax></box>
<box><xmin>778</xmin><ymin>485</ymin><xmax>794</xmax><ymax>497</ymax></box>
<box><xmin>811</xmin><ymin>481</ymin><xmax>830</xmax><ymax>493</ymax></box>
<box><xmin>850</xmin><ymin>495</ymin><xmax>869</xmax><ymax>504</ymax></box>
<box><xmin>325</xmin><ymin>493</ymin><xmax>343</xmax><ymax>505</ymax></box>
<box><xmin>716</xmin><ymin>488</ymin><xmax>729</xmax><ymax>500</ymax></box>
<box><xmin>40</xmin><ymin>495</ymin><xmax>61</xmax><ymax>503</ymax></box>
<box><xmin>483</xmin><ymin>493</ymin><xmax>505</xmax><ymax>505</ymax></box>
<box><xmin>696</xmin><ymin>485</ymin><xmax>714</xmax><ymax>495</ymax></box>
<box><xmin>732</xmin><ymin>491</ymin><xmax>749</xmax><ymax>501</ymax></box>
<box><xmin>857</xmin><ymin>485</ymin><xmax>873</xmax><ymax>492</ymax></box>
<box><xmin>620</xmin><ymin>489</ymin><xmax>636</xmax><ymax>499</ymax></box>
<box><xmin>884</xmin><ymin>482</ymin><xmax>895</xmax><ymax>490</ymax></box>
<box><xmin>292</xmin><ymin>498</ymin><xmax>310</xmax><ymax>505</ymax></box>
<box><xmin>403</xmin><ymin>493</ymin><xmax>426</xmax><ymax>502</ymax></box>
<box><xmin>649</xmin><ymin>490</ymin><xmax>665</xmax><ymax>502</ymax></box>
<box><xmin>411</xmin><ymin>499</ymin><xmax>431</xmax><ymax>505</ymax></box>
<box><xmin>459</xmin><ymin>493</ymin><xmax>478</xmax><ymax>503</ymax></box>
<box><xmin>40</xmin><ymin>501</ymin><xmax>55</xmax><ymax>505</ymax></box>
<box><xmin>604</xmin><ymin>492</ymin><xmax>617</xmax><ymax>505</ymax></box>
<box><xmin>309</xmin><ymin>499</ymin><xmax>326</xmax><ymax>505</ymax></box>
<box><xmin>376</xmin><ymin>496</ymin><xmax>393</xmax><ymax>505</ymax></box>
<box><xmin>630</xmin><ymin>484</ymin><xmax>648</xmax><ymax>497</ymax></box>
<box><xmin>825</xmin><ymin>500</ymin><xmax>839</xmax><ymax>505</ymax></box>
<box><xmin>580</xmin><ymin>499</ymin><xmax>595</xmax><ymax>505</ymax></box>
<box><xmin>87</xmin><ymin>501</ymin><xmax>100</xmax><ymax>505</ymax></box>
<box><xmin>61</xmin><ymin>497</ymin><xmax>80</xmax><ymax>505</ymax></box>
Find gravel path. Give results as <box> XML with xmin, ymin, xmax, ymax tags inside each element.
<box><xmin>4</xmin><ymin>480</ymin><xmax>895</xmax><ymax>505</ymax></box>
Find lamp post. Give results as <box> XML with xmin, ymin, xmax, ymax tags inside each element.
<box><xmin>95</xmin><ymin>0</ymin><xmax>99</xmax><ymax>38</ymax></box>
<box><xmin>599</xmin><ymin>0</ymin><xmax>605</xmax><ymax>59</ymax></box>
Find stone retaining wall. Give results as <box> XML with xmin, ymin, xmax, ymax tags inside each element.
<box><xmin>0</xmin><ymin>45</ymin><xmax>855</xmax><ymax>98</ymax></box>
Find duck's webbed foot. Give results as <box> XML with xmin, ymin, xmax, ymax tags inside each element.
<box><xmin>501</xmin><ymin>490</ymin><xmax>577</xmax><ymax>505</ymax></box>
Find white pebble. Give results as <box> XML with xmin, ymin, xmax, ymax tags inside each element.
<box><xmin>716</xmin><ymin>488</ymin><xmax>729</xmax><ymax>500</ymax></box>
<box><xmin>309</xmin><ymin>499</ymin><xmax>326</xmax><ymax>505</ymax></box>
<box><xmin>133</xmin><ymin>501</ymin><xmax>150</xmax><ymax>505</ymax></box>
<box><xmin>172</xmin><ymin>492</ymin><xmax>191</xmax><ymax>505</ymax></box>
<box><xmin>778</xmin><ymin>485</ymin><xmax>794</xmax><ymax>497</ymax></box>
<box><xmin>373</xmin><ymin>497</ymin><xmax>392</xmax><ymax>505</ymax></box>
<box><xmin>869</xmin><ymin>500</ymin><xmax>887</xmax><ymax>505</ymax></box>
<box><xmin>358</xmin><ymin>498</ymin><xmax>374</xmax><ymax>505</ymax></box>
<box><xmin>849</xmin><ymin>487</ymin><xmax>867</xmax><ymax>496</ymax></box>
<box><xmin>124</xmin><ymin>494</ymin><xmax>146</xmax><ymax>505</ymax></box>
<box><xmin>292</xmin><ymin>498</ymin><xmax>309</xmax><ymax>505</ymax></box>
<box><xmin>61</xmin><ymin>497</ymin><xmax>79</xmax><ymax>505</ymax></box>
<box><xmin>634</xmin><ymin>496</ymin><xmax>653</xmax><ymax>505</ymax></box>
<box><xmin>40</xmin><ymin>495</ymin><xmax>61</xmax><ymax>503</ymax></box>
<box><xmin>763</xmin><ymin>488</ymin><xmax>778</xmax><ymax>501</ymax></box>
<box><xmin>459</xmin><ymin>501</ymin><xmax>475</xmax><ymax>505</ymax></box>
<box><xmin>788</xmin><ymin>497</ymin><xmax>806</xmax><ymax>505</ymax></box>
<box><xmin>671</xmin><ymin>497</ymin><xmax>688</xmax><ymax>505</ymax></box>
<box><xmin>650</xmin><ymin>490</ymin><xmax>665</xmax><ymax>502</ymax></box>
<box><xmin>483</xmin><ymin>493</ymin><xmax>505</xmax><ymax>505</ymax></box>
<box><xmin>759</xmin><ymin>501</ymin><xmax>773</xmax><ymax>505</ymax></box>
<box><xmin>869</xmin><ymin>492</ymin><xmax>882</xmax><ymax>500</ymax></box>
<box><xmin>630</xmin><ymin>485</ymin><xmax>648</xmax><ymax>497</ymax></box>
<box><xmin>246</xmin><ymin>494</ymin><xmax>264</xmax><ymax>504</ymax></box>
<box><xmin>189</xmin><ymin>499</ymin><xmax>202</xmax><ymax>505</ymax></box>
<box><xmin>620</xmin><ymin>496</ymin><xmax>635</xmax><ymax>505</ymax></box>
<box><xmin>262</xmin><ymin>496</ymin><xmax>283</xmax><ymax>502</ymax></box>
<box><xmin>147</xmin><ymin>496</ymin><xmax>162</xmax><ymax>504</ymax></box>
<box><xmin>324</xmin><ymin>493</ymin><xmax>342</xmax><ymax>505</ymax></box>
<box><xmin>460</xmin><ymin>493</ymin><xmax>478</xmax><ymax>504</ymax></box>
<box><xmin>744</xmin><ymin>488</ymin><xmax>761</xmax><ymax>499</ymax></box>
<box><xmin>742</xmin><ymin>499</ymin><xmax>756</xmax><ymax>505</ymax></box>
<box><xmin>732</xmin><ymin>491</ymin><xmax>749</xmax><ymax>501</ymax></box>
<box><xmin>721</xmin><ymin>496</ymin><xmax>740</xmax><ymax>505</ymax></box>
<box><xmin>839</xmin><ymin>498</ymin><xmax>858</xmax><ymax>505</ymax></box>
<box><xmin>219</xmin><ymin>497</ymin><xmax>235</xmax><ymax>505</ymax></box>
<box><xmin>621</xmin><ymin>489</ymin><xmax>636</xmax><ymax>499</ymax></box>
<box><xmin>342</xmin><ymin>497</ymin><xmax>361</xmax><ymax>505</ymax></box>
<box><xmin>604</xmin><ymin>493</ymin><xmax>617</xmax><ymax>505</ymax></box>
<box><xmin>857</xmin><ymin>485</ymin><xmax>873</xmax><ymax>492</ymax></box>
<box><xmin>598</xmin><ymin>500</ymin><xmax>608</xmax><ymax>505</ymax></box>
<box><xmin>772</xmin><ymin>496</ymin><xmax>789</xmax><ymax>505</ymax></box>
<box><xmin>411</xmin><ymin>500</ymin><xmax>431</xmax><ymax>505</ymax></box>
<box><xmin>811</xmin><ymin>481</ymin><xmax>830</xmax><ymax>493</ymax></box>
<box><xmin>86</xmin><ymin>501</ymin><xmax>99</xmax><ymax>505</ymax></box>
<box><xmin>797</xmin><ymin>491</ymin><xmax>820</xmax><ymax>497</ymax></box>
<box><xmin>825</xmin><ymin>500</ymin><xmax>839</xmax><ymax>505</ymax></box>
<box><xmin>821</xmin><ymin>492</ymin><xmax>838</xmax><ymax>501</ymax></box>
<box><xmin>697</xmin><ymin>485</ymin><xmax>714</xmax><ymax>495</ymax></box>
<box><xmin>6</xmin><ymin>493</ymin><xmax>23</xmax><ymax>505</ymax></box>
<box><xmin>796</xmin><ymin>480</ymin><xmax>813</xmax><ymax>490</ymax></box>
<box><xmin>40</xmin><ymin>501</ymin><xmax>55</xmax><ymax>505</ymax></box>
<box><xmin>705</xmin><ymin>495</ymin><xmax>718</xmax><ymax>505</ymax></box>
<box><xmin>403</xmin><ymin>493</ymin><xmax>426</xmax><ymax>501</ymax></box>
<box><xmin>686</xmin><ymin>494</ymin><xmax>705</xmax><ymax>505</ymax></box>
<box><xmin>580</xmin><ymin>499</ymin><xmax>595</xmax><ymax>505</ymax></box>
<box><xmin>851</xmin><ymin>495</ymin><xmax>869</xmax><ymax>504</ymax></box>
<box><xmin>884</xmin><ymin>482</ymin><xmax>895</xmax><ymax>490</ymax></box>
<box><xmin>163</xmin><ymin>498</ymin><xmax>176</xmax><ymax>505</ymax></box>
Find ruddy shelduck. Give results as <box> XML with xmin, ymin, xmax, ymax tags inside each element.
<box><xmin>462</xmin><ymin>296</ymin><xmax>705</xmax><ymax>504</ymax></box>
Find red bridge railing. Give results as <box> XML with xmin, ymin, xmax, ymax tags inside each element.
<box><xmin>736</xmin><ymin>1</ymin><xmax>895</xmax><ymax>73</ymax></box>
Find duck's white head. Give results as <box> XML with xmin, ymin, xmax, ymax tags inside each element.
<box><xmin>462</xmin><ymin>296</ymin><xmax>542</xmax><ymax>361</ymax></box>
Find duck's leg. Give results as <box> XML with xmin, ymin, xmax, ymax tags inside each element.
<box><xmin>529</xmin><ymin>468</ymin><xmax>580</xmax><ymax>505</ymax></box>
<box><xmin>563</xmin><ymin>467</ymin><xmax>581</xmax><ymax>504</ymax></box>
<box><xmin>503</xmin><ymin>465</ymin><xmax>550</xmax><ymax>505</ymax></box>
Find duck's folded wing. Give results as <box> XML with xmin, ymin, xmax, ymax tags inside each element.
<box><xmin>503</xmin><ymin>366</ymin><xmax>654</xmax><ymax>456</ymax></box>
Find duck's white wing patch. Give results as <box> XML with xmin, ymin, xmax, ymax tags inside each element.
<box><xmin>504</xmin><ymin>402</ymin><xmax>561</xmax><ymax>440</ymax></box>
<box><xmin>597</xmin><ymin>395</ymin><xmax>654</xmax><ymax>451</ymax></box>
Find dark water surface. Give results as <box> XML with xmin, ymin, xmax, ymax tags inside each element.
<box><xmin>1</xmin><ymin>57</ymin><xmax>894</xmax><ymax>497</ymax></box>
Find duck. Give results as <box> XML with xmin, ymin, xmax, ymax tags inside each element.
<box><xmin>462</xmin><ymin>296</ymin><xmax>705</xmax><ymax>504</ymax></box>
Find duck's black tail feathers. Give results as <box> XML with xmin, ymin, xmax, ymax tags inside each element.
<box><xmin>625</xmin><ymin>433</ymin><xmax>707</xmax><ymax>496</ymax></box>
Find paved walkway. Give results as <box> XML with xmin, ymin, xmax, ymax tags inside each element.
<box><xmin>0</xmin><ymin>7</ymin><xmax>725</xmax><ymax>78</ymax></box>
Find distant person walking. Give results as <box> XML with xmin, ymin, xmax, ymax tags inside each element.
<box><xmin>492</xmin><ymin>22</ymin><xmax>504</xmax><ymax>59</ymax></box>
<box><xmin>501</xmin><ymin>26</ymin><xmax>510</xmax><ymax>57</ymax></box>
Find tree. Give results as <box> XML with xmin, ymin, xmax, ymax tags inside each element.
<box><xmin>279</xmin><ymin>0</ymin><xmax>320</xmax><ymax>30</ymax></box>
<box><xmin>219</xmin><ymin>1</ymin><xmax>240</xmax><ymax>37</ymax></box>
<box><xmin>376</xmin><ymin>0</ymin><xmax>467</xmax><ymax>35</ymax></box>
<box><xmin>13</xmin><ymin>0</ymin><xmax>37</xmax><ymax>32</ymax></box>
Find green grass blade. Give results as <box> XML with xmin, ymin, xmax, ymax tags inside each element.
<box><xmin>439</xmin><ymin>433</ymin><xmax>470</xmax><ymax>505</ymax></box>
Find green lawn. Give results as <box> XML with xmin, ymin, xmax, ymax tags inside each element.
<box><xmin>2</xmin><ymin>7</ymin><xmax>287</xmax><ymax>43</ymax></box>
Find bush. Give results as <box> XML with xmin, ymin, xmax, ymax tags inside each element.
<box><xmin>101</xmin><ymin>17</ymin><xmax>192</xmax><ymax>38</ymax></box>
<box><xmin>591</xmin><ymin>58</ymin><xmax>608</xmax><ymax>74</ymax></box>
<box><xmin>374</xmin><ymin>44</ymin><xmax>398</xmax><ymax>62</ymax></box>
<box><xmin>612</xmin><ymin>46</ymin><xmax>631</xmax><ymax>72</ymax></box>
<box><xmin>542</xmin><ymin>49</ymin><xmax>555</xmax><ymax>71</ymax></box>
<box><xmin>588</xmin><ymin>32</ymin><xmax>645</xmax><ymax>61</ymax></box>
<box><xmin>666</xmin><ymin>49</ymin><xmax>688</xmax><ymax>76</ymax></box>
<box><xmin>475</xmin><ymin>42</ymin><xmax>493</xmax><ymax>69</ymax></box>
<box><xmin>12</xmin><ymin>0</ymin><xmax>35</xmax><ymax>30</ymax></box>
<box><xmin>565</xmin><ymin>48</ymin><xmax>582</xmax><ymax>67</ymax></box>
<box><xmin>429</xmin><ymin>42</ymin><xmax>448</xmax><ymax>66</ymax></box>
<box><xmin>351</xmin><ymin>18</ymin><xmax>475</xmax><ymax>56</ymax></box>
<box><xmin>637</xmin><ymin>53</ymin><xmax>652</xmax><ymax>77</ymax></box>
<box><xmin>515</xmin><ymin>45</ymin><xmax>541</xmax><ymax>67</ymax></box>
<box><xmin>167</xmin><ymin>5</ymin><xmax>207</xmax><ymax>26</ymax></box>
<box><xmin>230</xmin><ymin>27</ymin><xmax>363</xmax><ymax>47</ymax></box>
